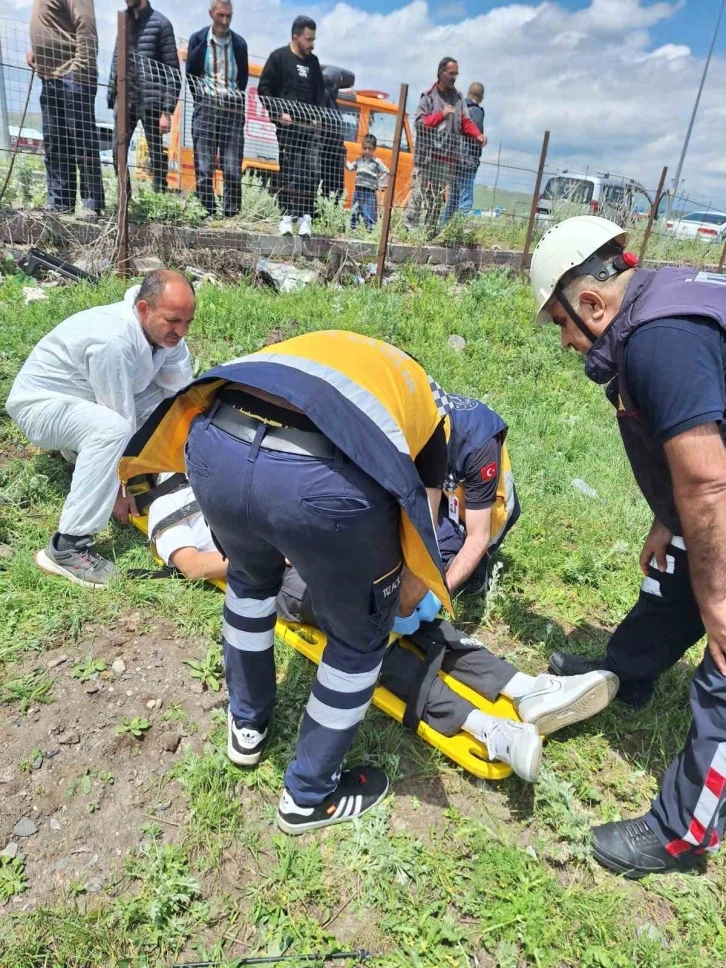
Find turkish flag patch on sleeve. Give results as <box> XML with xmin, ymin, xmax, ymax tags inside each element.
<box><xmin>480</xmin><ymin>461</ymin><xmax>498</xmax><ymax>481</ymax></box>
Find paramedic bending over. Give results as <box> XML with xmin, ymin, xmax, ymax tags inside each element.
<box><xmin>122</xmin><ymin>330</ymin><xmax>452</xmax><ymax>835</ymax></box>
<box><xmin>6</xmin><ymin>269</ymin><xmax>195</xmax><ymax>589</ymax></box>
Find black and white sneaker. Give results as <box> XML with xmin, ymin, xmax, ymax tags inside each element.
<box><xmin>227</xmin><ymin>708</ymin><xmax>268</xmax><ymax>766</ymax></box>
<box><xmin>276</xmin><ymin>766</ymin><xmax>389</xmax><ymax>835</ymax></box>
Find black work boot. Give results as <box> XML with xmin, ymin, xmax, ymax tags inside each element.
<box><xmin>592</xmin><ymin>816</ymin><xmax>700</xmax><ymax>879</ymax></box>
<box><xmin>548</xmin><ymin>652</ymin><xmax>654</xmax><ymax>709</ymax></box>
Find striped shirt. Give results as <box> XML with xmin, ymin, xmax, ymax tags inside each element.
<box><xmin>204</xmin><ymin>28</ymin><xmax>237</xmax><ymax>96</ymax></box>
<box><xmin>348</xmin><ymin>155</ymin><xmax>389</xmax><ymax>191</ymax></box>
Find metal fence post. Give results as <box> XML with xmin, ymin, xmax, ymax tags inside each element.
<box><xmin>116</xmin><ymin>10</ymin><xmax>130</xmax><ymax>278</ymax></box>
<box><xmin>520</xmin><ymin>129</ymin><xmax>549</xmax><ymax>270</ymax></box>
<box><xmin>638</xmin><ymin>165</ymin><xmax>667</xmax><ymax>265</ymax></box>
<box><xmin>375</xmin><ymin>83</ymin><xmax>408</xmax><ymax>286</ymax></box>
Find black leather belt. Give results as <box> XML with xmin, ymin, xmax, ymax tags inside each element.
<box><xmin>210</xmin><ymin>402</ymin><xmax>336</xmax><ymax>459</ymax></box>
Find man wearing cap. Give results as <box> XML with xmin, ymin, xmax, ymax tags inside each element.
<box><xmin>529</xmin><ymin>214</ymin><xmax>726</xmax><ymax>878</ymax></box>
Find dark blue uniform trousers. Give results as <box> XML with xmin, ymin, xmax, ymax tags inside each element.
<box><xmin>186</xmin><ymin>415</ymin><xmax>402</xmax><ymax>805</ymax></box>
<box><xmin>604</xmin><ymin>536</ymin><xmax>726</xmax><ymax>857</ymax></box>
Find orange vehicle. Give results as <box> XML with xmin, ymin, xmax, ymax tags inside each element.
<box><xmin>136</xmin><ymin>56</ymin><xmax>414</xmax><ymax>207</ymax></box>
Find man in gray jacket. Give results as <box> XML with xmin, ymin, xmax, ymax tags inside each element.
<box><xmin>404</xmin><ymin>57</ymin><xmax>484</xmax><ymax>237</ymax></box>
<box><xmin>108</xmin><ymin>0</ymin><xmax>180</xmax><ymax>193</ymax></box>
<box><xmin>29</xmin><ymin>0</ymin><xmax>105</xmax><ymax>216</ymax></box>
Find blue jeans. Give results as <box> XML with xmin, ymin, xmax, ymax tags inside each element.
<box><xmin>458</xmin><ymin>169</ymin><xmax>476</xmax><ymax>215</ymax></box>
<box><xmin>40</xmin><ymin>75</ymin><xmax>104</xmax><ymax>212</ymax></box>
<box><xmin>186</xmin><ymin>413</ymin><xmax>402</xmax><ymax>805</ymax></box>
<box><xmin>440</xmin><ymin>168</ymin><xmax>476</xmax><ymax>227</ymax></box>
<box><xmin>351</xmin><ymin>187</ymin><xmax>377</xmax><ymax>229</ymax></box>
<box><xmin>192</xmin><ymin>100</ymin><xmax>245</xmax><ymax>216</ymax></box>
<box><xmin>440</xmin><ymin>167</ymin><xmax>477</xmax><ymax>225</ymax></box>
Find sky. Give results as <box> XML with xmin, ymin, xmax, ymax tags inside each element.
<box><xmin>2</xmin><ymin>0</ymin><xmax>726</xmax><ymax>205</ymax></box>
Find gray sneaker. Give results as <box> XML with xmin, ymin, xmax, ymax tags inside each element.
<box><xmin>34</xmin><ymin>534</ymin><xmax>118</xmax><ymax>589</ymax></box>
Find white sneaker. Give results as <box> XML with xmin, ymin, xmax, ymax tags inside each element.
<box><xmin>297</xmin><ymin>214</ymin><xmax>312</xmax><ymax>237</ymax></box>
<box><xmin>278</xmin><ymin>215</ymin><xmax>294</xmax><ymax>236</ymax></box>
<box><xmin>516</xmin><ymin>671</ymin><xmax>619</xmax><ymax>736</ymax></box>
<box><xmin>482</xmin><ymin>719</ymin><xmax>542</xmax><ymax>783</ymax></box>
<box><xmin>227</xmin><ymin>708</ymin><xmax>268</xmax><ymax>766</ymax></box>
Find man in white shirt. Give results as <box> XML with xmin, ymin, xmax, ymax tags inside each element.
<box><xmin>6</xmin><ymin>269</ymin><xmax>195</xmax><ymax>588</ymax></box>
<box><xmin>148</xmin><ymin>474</ymin><xmax>227</xmax><ymax>581</ymax></box>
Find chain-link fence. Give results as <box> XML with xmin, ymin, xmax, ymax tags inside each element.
<box><xmin>0</xmin><ymin>11</ymin><xmax>725</xmax><ymax>278</ymax></box>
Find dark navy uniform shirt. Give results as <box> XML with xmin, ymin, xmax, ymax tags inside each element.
<box><xmin>624</xmin><ymin>316</ymin><xmax>726</xmax><ymax>444</ymax></box>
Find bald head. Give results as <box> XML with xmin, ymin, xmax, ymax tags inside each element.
<box><xmin>467</xmin><ymin>82</ymin><xmax>484</xmax><ymax>103</ymax></box>
<box><xmin>135</xmin><ymin>269</ymin><xmax>195</xmax><ymax>350</ymax></box>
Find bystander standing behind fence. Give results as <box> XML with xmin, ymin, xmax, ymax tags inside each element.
<box><xmin>0</xmin><ymin>11</ymin><xmax>725</xmax><ymax>278</ymax></box>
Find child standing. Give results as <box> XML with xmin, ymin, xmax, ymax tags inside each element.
<box><xmin>347</xmin><ymin>134</ymin><xmax>389</xmax><ymax>230</ymax></box>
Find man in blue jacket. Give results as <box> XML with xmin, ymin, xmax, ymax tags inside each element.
<box><xmin>186</xmin><ymin>0</ymin><xmax>248</xmax><ymax>217</ymax></box>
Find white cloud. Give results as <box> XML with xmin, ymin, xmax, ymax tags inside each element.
<box><xmin>0</xmin><ymin>0</ymin><xmax>724</xmax><ymax>204</ymax></box>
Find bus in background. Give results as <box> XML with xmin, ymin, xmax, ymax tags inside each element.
<box><xmin>135</xmin><ymin>55</ymin><xmax>414</xmax><ymax>208</ymax></box>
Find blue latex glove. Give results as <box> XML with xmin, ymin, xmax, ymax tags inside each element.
<box><xmin>415</xmin><ymin>590</ymin><xmax>442</xmax><ymax>624</ymax></box>
<box><xmin>393</xmin><ymin>610</ymin><xmax>421</xmax><ymax>636</ymax></box>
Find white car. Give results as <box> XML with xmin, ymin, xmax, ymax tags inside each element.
<box><xmin>665</xmin><ymin>211</ymin><xmax>726</xmax><ymax>242</ymax></box>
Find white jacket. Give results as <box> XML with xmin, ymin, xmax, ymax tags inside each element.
<box><xmin>7</xmin><ymin>286</ymin><xmax>192</xmax><ymax>433</ymax></box>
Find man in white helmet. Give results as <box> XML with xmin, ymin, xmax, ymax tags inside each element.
<box><xmin>530</xmin><ymin>214</ymin><xmax>726</xmax><ymax>879</ymax></box>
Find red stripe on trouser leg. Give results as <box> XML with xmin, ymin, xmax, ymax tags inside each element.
<box><xmin>704</xmin><ymin>767</ymin><xmax>726</xmax><ymax>799</ymax></box>
<box><xmin>689</xmin><ymin>817</ymin><xmax>707</xmax><ymax>843</ymax></box>
<box><xmin>666</xmin><ymin>837</ymin><xmax>693</xmax><ymax>857</ymax></box>
<box><xmin>708</xmin><ymin>829</ymin><xmax>720</xmax><ymax>849</ymax></box>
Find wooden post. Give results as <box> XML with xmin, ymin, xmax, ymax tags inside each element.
<box><xmin>375</xmin><ymin>83</ymin><xmax>408</xmax><ymax>286</ymax></box>
<box><xmin>638</xmin><ymin>165</ymin><xmax>668</xmax><ymax>265</ymax></box>
<box><xmin>116</xmin><ymin>10</ymin><xmax>130</xmax><ymax>278</ymax></box>
<box><xmin>521</xmin><ymin>129</ymin><xmax>549</xmax><ymax>270</ymax></box>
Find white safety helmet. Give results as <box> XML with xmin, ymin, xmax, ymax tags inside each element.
<box><xmin>530</xmin><ymin>215</ymin><xmax>629</xmax><ymax>325</ymax></box>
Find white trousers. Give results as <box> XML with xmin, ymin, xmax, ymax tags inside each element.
<box><xmin>8</xmin><ymin>384</ymin><xmax>164</xmax><ymax>536</ymax></box>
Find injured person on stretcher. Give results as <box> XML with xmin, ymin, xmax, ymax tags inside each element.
<box><xmin>149</xmin><ymin>476</ymin><xmax>620</xmax><ymax>782</ymax></box>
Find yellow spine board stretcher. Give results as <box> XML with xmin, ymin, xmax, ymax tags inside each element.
<box><xmin>130</xmin><ymin>504</ymin><xmax>517</xmax><ymax>780</ymax></box>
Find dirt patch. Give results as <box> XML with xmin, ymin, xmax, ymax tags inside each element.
<box><xmin>0</xmin><ymin>439</ymin><xmax>37</xmax><ymax>466</ymax></box>
<box><xmin>0</xmin><ymin>613</ymin><xmax>220</xmax><ymax>912</ymax></box>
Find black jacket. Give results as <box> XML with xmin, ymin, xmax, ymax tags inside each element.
<box><xmin>185</xmin><ymin>26</ymin><xmax>248</xmax><ymax>101</ymax></box>
<box><xmin>108</xmin><ymin>4</ymin><xmax>180</xmax><ymax>112</ymax></box>
<box><xmin>258</xmin><ymin>45</ymin><xmax>326</xmax><ymax>123</ymax></box>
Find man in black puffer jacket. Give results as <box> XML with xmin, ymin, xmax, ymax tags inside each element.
<box><xmin>109</xmin><ymin>0</ymin><xmax>180</xmax><ymax>193</ymax></box>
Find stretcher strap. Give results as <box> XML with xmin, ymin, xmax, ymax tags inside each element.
<box><xmin>149</xmin><ymin>500</ymin><xmax>201</xmax><ymax>544</ymax></box>
<box><xmin>125</xmin><ymin>566</ymin><xmax>179</xmax><ymax>579</ymax></box>
<box><xmin>402</xmin><ymin>633</ymin><xmax>447</xmax><ymax>732</ymax></box>
<box><xmin>133</xmin><ymin>473</ymin><xmax>189</xmax><ymax>512</ymax></box>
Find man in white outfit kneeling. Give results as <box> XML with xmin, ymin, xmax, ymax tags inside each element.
<box><xmin>6</xmin><ymin>269</ymin><xmax>195</xmax><ymax>588</ymax></box>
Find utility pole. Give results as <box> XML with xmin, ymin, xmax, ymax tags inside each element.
<box><xmin>667</xmin><ymin>0</ymin><xmax>725</xmax><ymax>218</ymax></box>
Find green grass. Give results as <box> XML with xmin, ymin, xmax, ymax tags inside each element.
<box><xmin>0</xmin><ymin>268</ymin><xmax>724</xmax><ymax>966</ymax></box>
